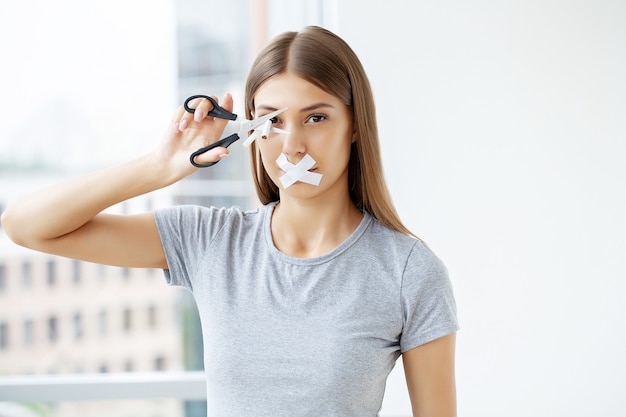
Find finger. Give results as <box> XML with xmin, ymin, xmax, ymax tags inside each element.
<box><xmin>220</xmin><ymin>93</ymin><xmax>233</xmax><ymax>113</ymax></box>
<box><xmin>170</xmin><ymin>104</ymin><xmax>187</xmax><ymax>131</ymax></box>
<box><xmin>176</xmin><ymin>93</ymin><xmax>233</xmax><ymax>132</ymax></box>
<box><xmin>192</xmin><ymin>95</ymin><xmax>219</xmax><ymax>122</ymax></box>
<box><xmin>175</xmin><ymin>96</ymin><xmax>215</xmax><ymax>131</ymax></box>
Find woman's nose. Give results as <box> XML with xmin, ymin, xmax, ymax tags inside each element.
<box><xmin>281</xmin><ymin>126</ymin><xmax>306</xmax><ymax>156</ymax></box>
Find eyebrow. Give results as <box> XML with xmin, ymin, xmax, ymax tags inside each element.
<box><xmin>256</xmin><ymin>102</ymin><xmax>336</xmax><ymax>112</ymax></box>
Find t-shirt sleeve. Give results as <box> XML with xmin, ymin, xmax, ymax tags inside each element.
<box><xmin>399</xmin><ymin>241</ymin><xmax>459</xmax><ymax>352</ymax></box>
<box><xmin>153</xmin><ymin>205</ymin><xmax>230</xmax><ymax>290</ymax></box>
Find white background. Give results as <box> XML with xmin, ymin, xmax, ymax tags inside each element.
<box><xmin>333</xmin><ymin>1</ymin><xmax>626</xmax><ymax>416</ymax></box>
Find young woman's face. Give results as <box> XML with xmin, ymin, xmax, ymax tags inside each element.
<box><xmin>253</xmin><ymin>72</ymin><xmax>354</xmax><ymax>200</ymax></box>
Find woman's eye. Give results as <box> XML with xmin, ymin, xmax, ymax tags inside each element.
<box><xmin>255</xmin><ymin>113</ymin><xmax>281</xmax><ymax>124</ymax></box>
<box><xmin>307</xmin><ymin>114</ymin><xmax>326</xmax><ymax>124</ymax></box>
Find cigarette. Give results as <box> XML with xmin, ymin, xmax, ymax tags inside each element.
<box><xmin>261</xmin><ymin>119</ymin><xmax>272</xmax><ymax>140</ymax></box>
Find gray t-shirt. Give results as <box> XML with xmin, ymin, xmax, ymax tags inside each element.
<box><xmin>154</xmin><ymin>202</ymin><xmax>458</xmax><ymax>417</ymax></box>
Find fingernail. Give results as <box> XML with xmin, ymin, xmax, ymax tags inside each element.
<box><xmin>218</xmin><ymin>152</ymin><xmax>229</xmax><ymax>158</ymax></box>
<box><xmin>194</xmin><ymin>111</ymin><xmax>202</xmax><ymax>122</ymax></box>
<box><xmin>179</xmin><ymin>119</ymin><xmax>188</xmax><ymax>130</ymax></box>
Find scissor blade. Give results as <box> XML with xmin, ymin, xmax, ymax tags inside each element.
<box><xmin>239</xmin><ymin>108</ymin><xmax>288</xmax><ymax>132</ymax></box>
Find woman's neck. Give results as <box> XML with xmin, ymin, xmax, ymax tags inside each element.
<box><xmin>270</xmin><ymin>194</ymin><xmax>363</xmax><ymax>258</ymax></box>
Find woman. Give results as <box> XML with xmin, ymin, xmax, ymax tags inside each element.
<box><xmin>2</xmin><ymin>26</ymin><xmax>458</xmax><ymax>416</ymax></box>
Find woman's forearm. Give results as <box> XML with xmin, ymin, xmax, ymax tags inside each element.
<box><xmin>1</xmin><ymin>153</ymin><xmax>168</xmax><ymax>247</ymax></box>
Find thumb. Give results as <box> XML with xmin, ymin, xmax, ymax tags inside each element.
<box><xmin>221</xmin><ymin>92</ymin><xmax>234</xmax><ymax>113</ymax></box>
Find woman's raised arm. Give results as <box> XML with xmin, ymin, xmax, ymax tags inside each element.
<box><xmin>1</xmin><ymin>94</ymin><xmax>233</xmax><ymax>269</ymax></box>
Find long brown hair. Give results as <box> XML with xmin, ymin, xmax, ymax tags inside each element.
<box><xmin>245</xmin><ymin>26</ymin><xmax>415</xmax><ymax>238</ymax></box>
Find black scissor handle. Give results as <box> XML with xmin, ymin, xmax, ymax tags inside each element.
<box><xmin>189</xmin><ymin>133</ymin><xmax>240</xmax><ymax>168</ymax></box>
<box><xmin>183</xmin><ymin>95</ymin><xmax>237</xmax><ymax>121</ymax></box>
<box><xmin>184</xmin><ymin>94</ymin><xmax>239</xmax><ymax>168</ymax></box>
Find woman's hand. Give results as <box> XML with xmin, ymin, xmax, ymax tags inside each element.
<box><xmin>152</xmin><ymin>93</ymin><xmax>234</xmax><ymax>183</ymax></box>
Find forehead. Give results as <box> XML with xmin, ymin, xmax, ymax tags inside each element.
<box><xmin>254</xmin><ymin>72</ymin><xmax>341</xmax><ymax>109</ymax></box>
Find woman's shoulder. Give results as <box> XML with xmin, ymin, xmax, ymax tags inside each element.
<box><xmin>366</xmin><ymin>215</ymin><xmax>445</xmax><ymax>270</ymax></box>
<box><xmin>366</xmin><ymin>215</ymin><xmax>421</xmax><ymax>250</ymax></box>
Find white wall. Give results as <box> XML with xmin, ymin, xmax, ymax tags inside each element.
<box><xmin>334</xmin><ymin>1</ymin><xmax>626</xmax><ymax>416</ymax></box>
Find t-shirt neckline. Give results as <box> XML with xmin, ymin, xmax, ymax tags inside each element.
<box><xmin>262</xmin><ymin>201</ymin><xmax>372</xmax><ymax>266</ymax></box>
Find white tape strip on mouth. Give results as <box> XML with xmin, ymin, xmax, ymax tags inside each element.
<box><xmin>243</xmin><ymin>120</ymin><xmax>291</xmax><ymax>147</ymax></box>
<box><xmin>276</xmin><ymin>154</ymin><xmax>323</xmax><ymax>188</ymax></box>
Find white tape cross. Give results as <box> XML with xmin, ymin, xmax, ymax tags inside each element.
<box><xmin>276</xmin><ymin>154</ymin><xmax>323</xmax><ymax>188</ymax></box>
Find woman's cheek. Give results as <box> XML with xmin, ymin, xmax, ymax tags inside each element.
<box><xmin>259</xmin><ymin>148</ymin><xmax>282</xmax><ymax>180</ymax></box>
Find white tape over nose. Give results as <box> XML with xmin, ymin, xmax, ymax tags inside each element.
<box><xmin>276</xmin><ymin>154</ymin><xmax>323</xmax><ymax>188</ymax></box>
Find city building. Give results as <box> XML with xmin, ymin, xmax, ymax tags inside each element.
<box><xmin>0</xmin><ymin>175</ymin><xmax>192</xmax><ymax>417</ymax></box>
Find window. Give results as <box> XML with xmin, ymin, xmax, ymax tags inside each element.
<box><xmin>147</xmin><ymin>305</ymin><xmax>157</xmax><ymax>329</ymax></box>
<box><xmin>46</xmin><ymin>260</ymin><xmax>56</xmax><ymax>287</ymax></box>
<box><xmin>21</xmin><ymin>261</ymin><xmax>32</xmax><ymax>289</ymax></box>
<box><xmin>72</xmin><ymin>260</ymin><xmax>81</xmax><ymax>285</ymax></box>
<box><xmin>48</xmin><ymin>316</ymin><xmax>58</xmax><ymax>342</ymax></box>
<box><xmin>154</xmin><ymin>356</ymin><xmax>167</xmax><ymax>372</ymax></box>
<box><xmin>0</xmin><ymin>0</ymin><xmax>321</xmax><ymax>395</ymax></box>
<box><xmin>98</xmin><ymin>309</ymin><xmax>108</xmax><ymax>337</ymax></box>
<box><xmin>0</xmin><ymin>321</ymin><xmax>8</xmax><ymax>350</ymax></box>
<box><xmin>122</xmin><ymin>308</ymin><xmax>132</xmax><ymax>332</ymax></box>
<box><xmin>73</xmin><ymin>313</ymin><xmax>83</xmax><ymax>340</ymax></box>
<box><xmin>0</xmin><ymin>263</ymin><xmax>6</xmax><ymax>292</ymax></box>
<box><xmin>23</xmin><ymin>319</ymin><xmax>34</xmax><ymax>346</ymax></box>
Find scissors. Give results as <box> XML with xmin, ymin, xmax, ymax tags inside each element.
<box><xmin>183</xmin><ymin>94</ymin><xmax>287</xmax><ymax>168</ymax></box>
